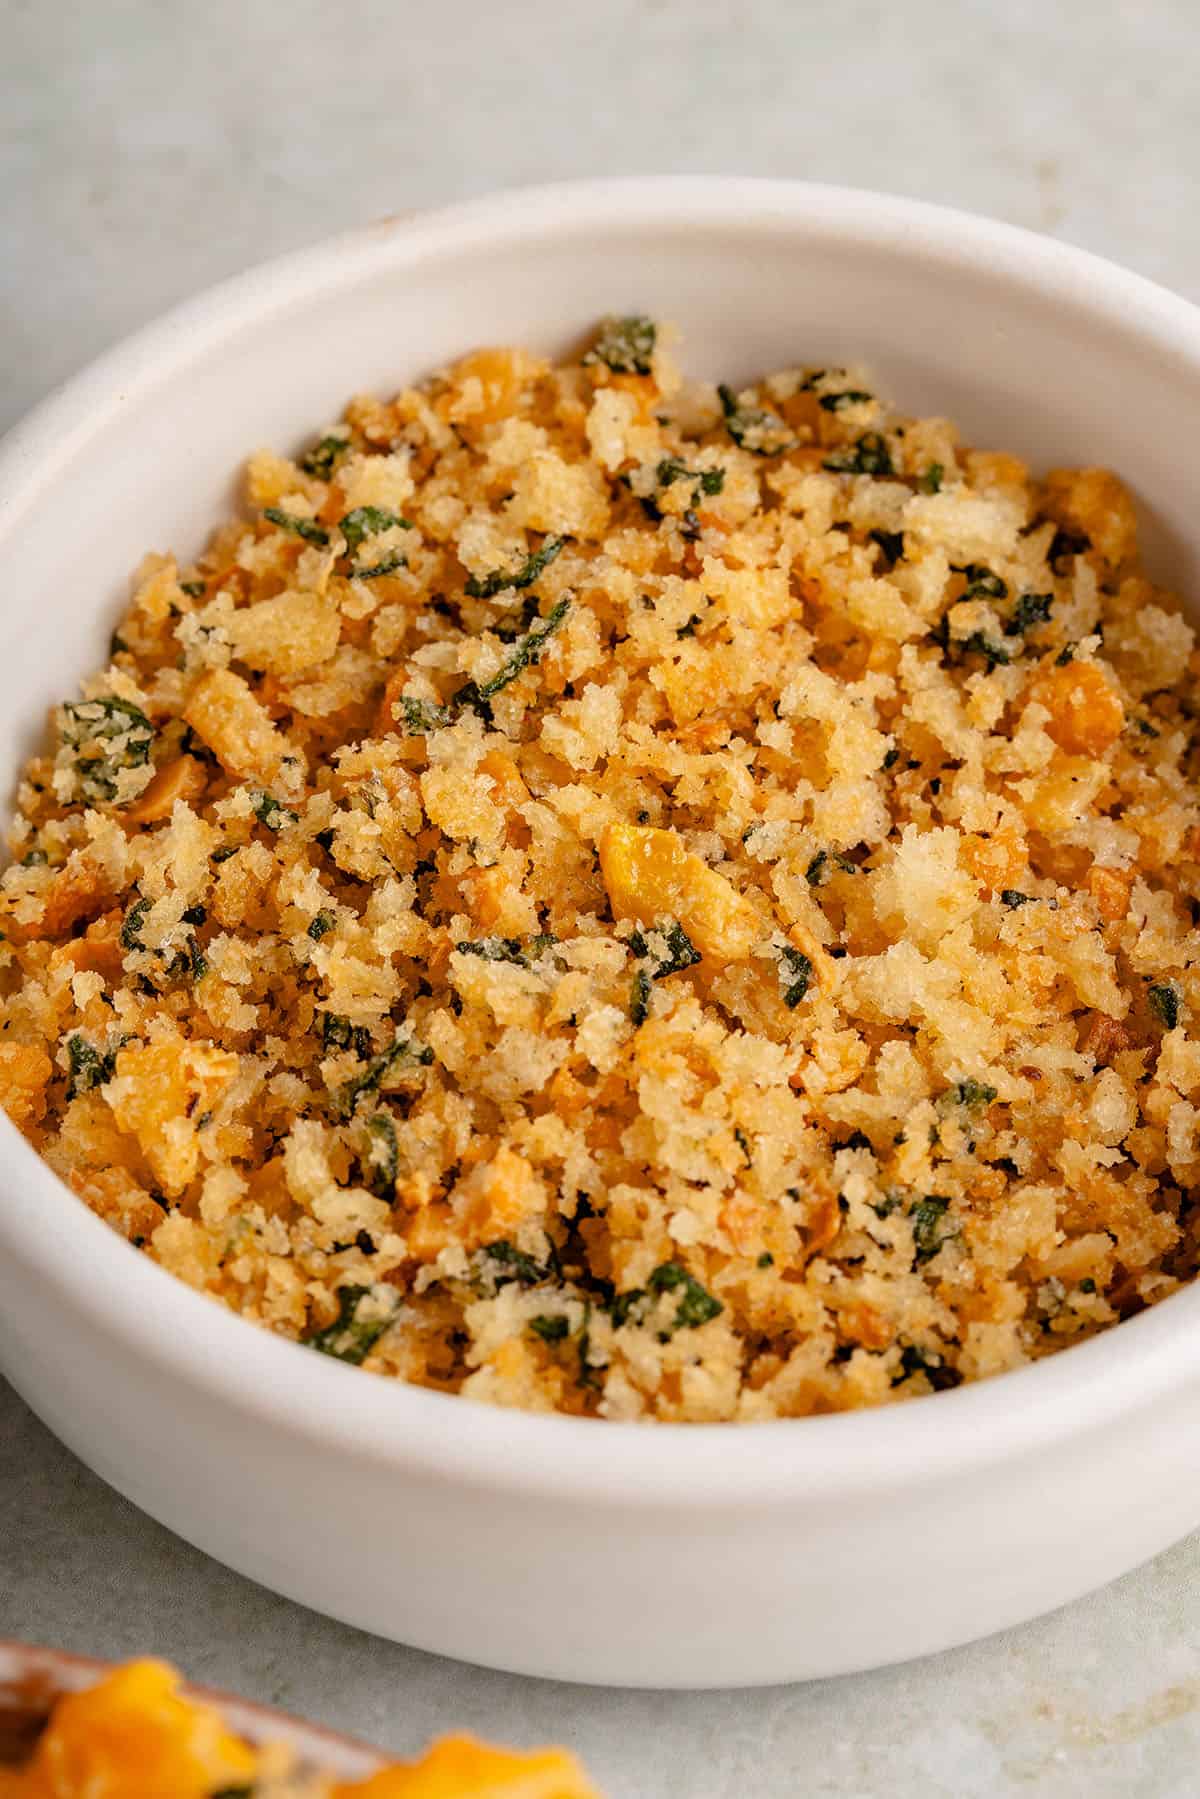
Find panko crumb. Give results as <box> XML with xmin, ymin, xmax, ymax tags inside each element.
<box><xmin>3</xmin><ymin>320</ymin><xmax>1199</xmax><ymax>1423</ymax></box>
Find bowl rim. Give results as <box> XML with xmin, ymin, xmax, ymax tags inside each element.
<box><xmin>3</xmin><ymin>173</ymin><xmax>1200</xmax><ymax>1509</ymax></box>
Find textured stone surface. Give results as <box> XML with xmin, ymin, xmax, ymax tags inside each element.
<box><xmin>3</xmin><ymin>1</ymin><xmax>1199</xmax><ymax>1791</ymax></box>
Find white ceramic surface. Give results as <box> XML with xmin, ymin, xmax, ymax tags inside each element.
<box><xmin>2</xmin><ymin>178</ymin><xmax>1200</xmax><ymax>1690</ymax></box>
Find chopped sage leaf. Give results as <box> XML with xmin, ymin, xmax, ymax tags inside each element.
<box><xmin>629</xmin><ymin>919</ymin><xmax>700</xmax><ymax>979</ymax></box>
<box><xmin>300</xmin><ymin>433</ymin><xmax>351</xmax><ymax>478</ymax></box>
<box><xmin>584</xmin><ymin>315</ymin><xmax>657</xmax><ymax>376</ymax></box>
<box><xmin>66</xmin><ymin>1034</ymin><xmax>115</xmax><ymax>1098</ymax></box>
<box><xmin>529</xmin><ymin>1313</ymin><xmax>570</xmax><ymax>1344</ymax></box>
<box><xmin>364</xmin><ymin>1112</ymin><xmax>398</xmax><ymax>1197</ymax></box>
<box><xmin>910</xmin><ymin>1195</ymin><xmax>953</xmax><ymax>1263</ymax></box>
<box><xmin>399</xmin><ymin>696</ymin><xmax>451</xmax><ymax>735</ymax></box>
<box><xmin>823</xmin><ymin>432</ymin><xmax>893</xmax><ymax>476</ymax></box>
<box><xmin>1148</xmin><ymin>982</ymin><xmax>1181</xmax><ymax>1029</ymax></box>
<box><xmin>455</xmin><ymin>598</ymin><xmax>570</xmax><ymax>707</ymax></box>
<box><xmin>779</xmin><ymin>946</ymin><xmax>813</xmax><ymax>1008</ymax></box>
<box><xmin>120</xmin><ymin>895</ymin><xmax>152</xmax><ymax>951</ymax></box>
<box><xmin>718</xmin><ymin>383</ymin><xmax>797</xmax><ymax>456</ymax></box>
<box><xmin>307</xmin><ymin>1283</ymin><xmax>398</xmax><ymax>1364</ymax></box>
<box><xmin>251</xmin><ymin>790</ymin><xmax>299</xmax><ymax>830</ymax></box>
<box><xmin>819</xmin><ymin>389</ymin><xmax>873</xmax><ymax>411</ymax></box>
<box><xmin>339</xmin><ymin>506</ymin><xmax>411</xmax><ymax>551</ymax></box>
<box><xmin>464</xmin><ymin>536</ymin><xmax>565</xmax><ymax>600</ymax></box>
<box><xmin>646</xmin><ymin>1260</ymin><xmax>723</xmax><ymax>1329</ymax></box>
<box><xmin>334</xmin><ymin>1033</ymin><xmax>432</xmax><ymax>1118</ymax></box>
<box><xmin>263</xmin><ymin>506</ymin><xmax>329</xmax><ymax>545</ymax></box>
<box><xmin>60</xmin><ymin>696</ymin><xmax>155</xmax><ymax>803</ymax></box>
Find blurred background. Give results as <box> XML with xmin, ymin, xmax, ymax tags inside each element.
<box><xmin>3</xmin><ymin>3</ymin><xmax>1199</xmax><ymax>1795</ymax></box>
<box><xmin>4</xmin><ymin>0</ymin><xmax>1198</xmax><ymax>437</ymax></box>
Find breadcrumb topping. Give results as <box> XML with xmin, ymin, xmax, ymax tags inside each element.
<box><xmin>3</xmin><ymin>324</ymin><xmax>1199</xmax><ymax>1422</ymax></box>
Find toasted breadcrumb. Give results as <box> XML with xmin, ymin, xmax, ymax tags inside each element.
<box><xmin>3</xmin><ymin>325</ymin><xmax>1199</xmax><ymax>1422</ymax></box>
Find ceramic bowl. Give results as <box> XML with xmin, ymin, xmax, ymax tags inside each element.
<box><xmin>2</xmin><ymin>178</ymin><xmax>1200</xmax><ymax>1689</ymax></box>
<box><xmin>0</xmin><ymin>1641</ymin><xmax>381</xmax><ymax>1776</ymax></box>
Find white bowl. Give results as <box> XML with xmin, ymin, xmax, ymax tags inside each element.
<box><xmin>2</xmin><ymin>178</ymin><xmax>1200</xmax><ymax>1690</ymax></box>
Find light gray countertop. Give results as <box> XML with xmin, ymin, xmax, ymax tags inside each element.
<box><xmin>2</xmin><ymin>1</ymin><xmax>1199</xmax><ymax>1792</ymax></box>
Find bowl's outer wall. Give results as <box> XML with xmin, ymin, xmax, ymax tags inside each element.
<box><xmin>3</xmin><ymin>182</ymin><xmax>1200</xmax><ymax>1686</ymax></box>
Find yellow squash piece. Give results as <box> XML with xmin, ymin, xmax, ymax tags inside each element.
<box><xmin>598</xmin><ymin>821</ymin><xmax>760</xmax><ymax>961</ymax></box>
<box><xmin>0</xmin><ymin>1659</ymin><xmax>602</xmax><ymax>1799</ymax></box>
<box><xmin>0</xmin><ymin>1659</ymin><xmax>256</xmax><ymax>1799</ymax></box>
<box><xmin>336</xmin><ymin>1733</ymin><xmax>600</xmax><ymax>1798</ymax></box>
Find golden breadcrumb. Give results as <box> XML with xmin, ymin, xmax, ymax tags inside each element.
<box><xmin>3</xmin><ymin>319</ymin><xmax>1199</xmax><ymax>1422</ymax></box>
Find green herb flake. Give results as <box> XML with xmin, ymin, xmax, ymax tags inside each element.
<box><xmin>869</xmin><ymin>529</ymin><xmax>904</xmax><ymax>565</ymax></box>
<box><xmin>399</xmin><ymin>696</ymin><xmax>452</xmax><ymax>735</ymax></box>
<box><xmin>1148</xmin><ymin>982</ymin><xmax>1181</xmax><ymax>1030</ymax></box>
<box><xmin>308</xmin><ymin>909</ymin><xmax>335</xmax><ymax>941</ymax></box>
<box><xmin>646</xmin><ymin>1260</ymin><xmax>723</xmax><ymax>1330</ymax></box>
<box><xmin>456</xmin><ymin>597</ymin><xmax>570</xmax><ymax>708</ymax></box>
<box><xmin>584</xmin><ymin>315</ymin><xmax>657</xmax><ymax>376</ymax></box>
<box><xmin>251</xmin><ymin>790</ymin><xmax>299</xmax><ymax>831</ymax></box>
<box><xmin>717</xmin><ymin>383</ymin><xmax>797</xmax><ymax>457</ymax></box>
<box><xmin>529</xmin><ymin>1313</ymin><xmax>570</xmax><ymax>1344</ymax></box>
<box><xmin>1006</xmin><ymin>592</ymin><xmax>1053</xmax><ymax>636</ymax></box>
<box><xmin>364</xmin><ymin>1112</ymin><xmax>398</xmax><ymax>1197</ymax></box>
<box><xmin>300</xmin><ymin>432</ymin><xmax>351</xmax><ymax>478</ymax></box>
<box><xmin>464</xmin><ymin>536</ymin><xmax>565</xmax><ymax>600</ymax></box>
<box><xmin>349</xmin><ymin>553</ymin><xmax>406</xmax><ymax>581</ymax></box>
<box><xmin>778</xmin><ymin>946</ymin><xmax>813</xmax><ymax>1008</ymax></box>
<box><xmin>920</xmin><ymin>462</ymin><xmax>944</xmax><ymax>494</ymax></box>
<box><xmin>263</xmin><ymin>506</ymin><xmax>329</xmax><ymax>546</ymax></box>
<box><xmin>952</xmin><ymin>1078</ymin><xmax>998</xmax><ymax>1111</ymax></box>
<box><xmin>1000</xmin><ymin>889</ymin><xmax>1033</xmax><ymax>908</ymax></box>
<box><xmin>956</xmin><ymin>630</ymin><xmax>1011</xmax><ymax>670</ymax></box>
<box><xmin>120</xmin><ymin>895</ymin><xmax>152</xmax><ymax>951</ymax></box>
<box><xmin>66</xmin><ymin>1034</ymin><xmax>115</xmax><ymax>1098</ymax></box>
<box><xmin>656</xmin><ymin>458</ymin><xmax>725</xmax><ymax>500</ymax></box>
<box><xmin>893</xmin><ymin>1343</ymin><xmax>961</xmax><ymax>1391</ymax></box>
<box><xmin>306</xmin><ymin>1283</ymin><xmax>398</xmax><ymax>1364</ymax></box>
<box><xmin>822</xmin><ymin>432</ymin><xmax>893</xmax><ymax>477</ymax></box>
<box><xmin>319</xmin><ymin>1012</ymin><xmax>373</xmax><ymax>1059</ymax></box>
<box><xmin>630</xmin><ymin>964</ymin><xmax>652</xmax><ymax>1027</ymax></box>
<box><xmin>910</xmin><ymin>1195</ymin><xmax>954</xmax><ymax>1264</ymax></box>
<box><xmin>959</xmin><ymin>563</ymin><xmax>1008</xmax><ymax>601</ymax></box>
<box><xmin>339</xmin><ymin>506</ymin><xmax>411</xmax><ymax>552</ymax></box>
<box><xmin>805</xmin><ymin>849</ymin><xmax>846</xmax><ymax>885</ymax></box>
<box><xmin>479</xmin><ymin>1240</ymin><xmax>552</xmax><ymax>1287</ymax></box>
<box><xmin>334</xmin><ymin>1032</ymin><xmax>433</xmax><ymax>1118</ymax></box>
<box><xmin>756</xmin><ymin>1251</ymin><xmax>774</xmax><ymax>1268</ymax></box>
<box><xmin>819</xmin><ymin>389</ymin><xmax>873</xmax><ymax>412</ymax></box>
<box><xmin>576</xmin><ymin>1300</ymin><xmax>602</xmax><ymax>1390</ymax></box>
<box><xmin>454</xmin><ymin>936</ymin><xmax>526</xmax><ymax>965</ymax></box>
<box><xmin>629</xmin><ymin>919</ymin><xmax>701</xmax><ymax>980</ymax></box>
<box><xmin>1080</xmin><ymin>1277</ymin><xmax>1097</xmax><ymax>1294</ymax></box>
<box><xmin>60</xmin><ymin>695</ymin><xmax>155</xmax><ymax>803</ymax></box>
<box><xmin>179</xmin><ymin>579</ymin><xmax>207</xmax><ymax>598</ymax></box>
